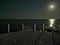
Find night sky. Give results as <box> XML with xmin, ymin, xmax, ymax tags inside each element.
<box><xmin>0</xmin><ymin>0</ymin><xmax>60</xmax><ymax>19</ymax></box>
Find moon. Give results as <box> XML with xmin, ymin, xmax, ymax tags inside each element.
<box><xmin>50</xmin><ymin>5</ymin><xmax>54</xmax><ymax>9</ymax></box>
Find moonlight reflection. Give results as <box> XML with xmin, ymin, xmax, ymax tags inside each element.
<box><xmin>49</xmin><ymin>19</ymin><xmax>55</xmax><ymax>27</ymax></box>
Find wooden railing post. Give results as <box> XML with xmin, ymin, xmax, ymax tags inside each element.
<box><xmin>22</xmin><ymin>24</ymin><xmax>24</xmax><ymax>31</ymax></box>
<box><xmin>34</xmin><ymin>23</ymin><xmax>36</xmax><ymax>31</ymax></box>
<box><xmin>8</xmin><ymin>24</ymin><xmax>10</xmax><ymax>33</ymax></box>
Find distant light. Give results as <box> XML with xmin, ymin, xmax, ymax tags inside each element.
<box><xmin>49</xmin><ymin>19</ymin><xmax>55</xmax><ymax>27</ymax></box>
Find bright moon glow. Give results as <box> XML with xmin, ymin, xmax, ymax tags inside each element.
<box><xmin>49</xmin><ymin>19</ymin><xmax>55</xmax><ymax>27</ymax></box>
<box><xmin>48</xmin><ymin>3</ymin><xmax>56</xmax><ymax>10</ymax></box>
<box><xmin>50</xmin><ymin>5</ymin><xmax>54</xmax><ymax>8</ymax></box>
